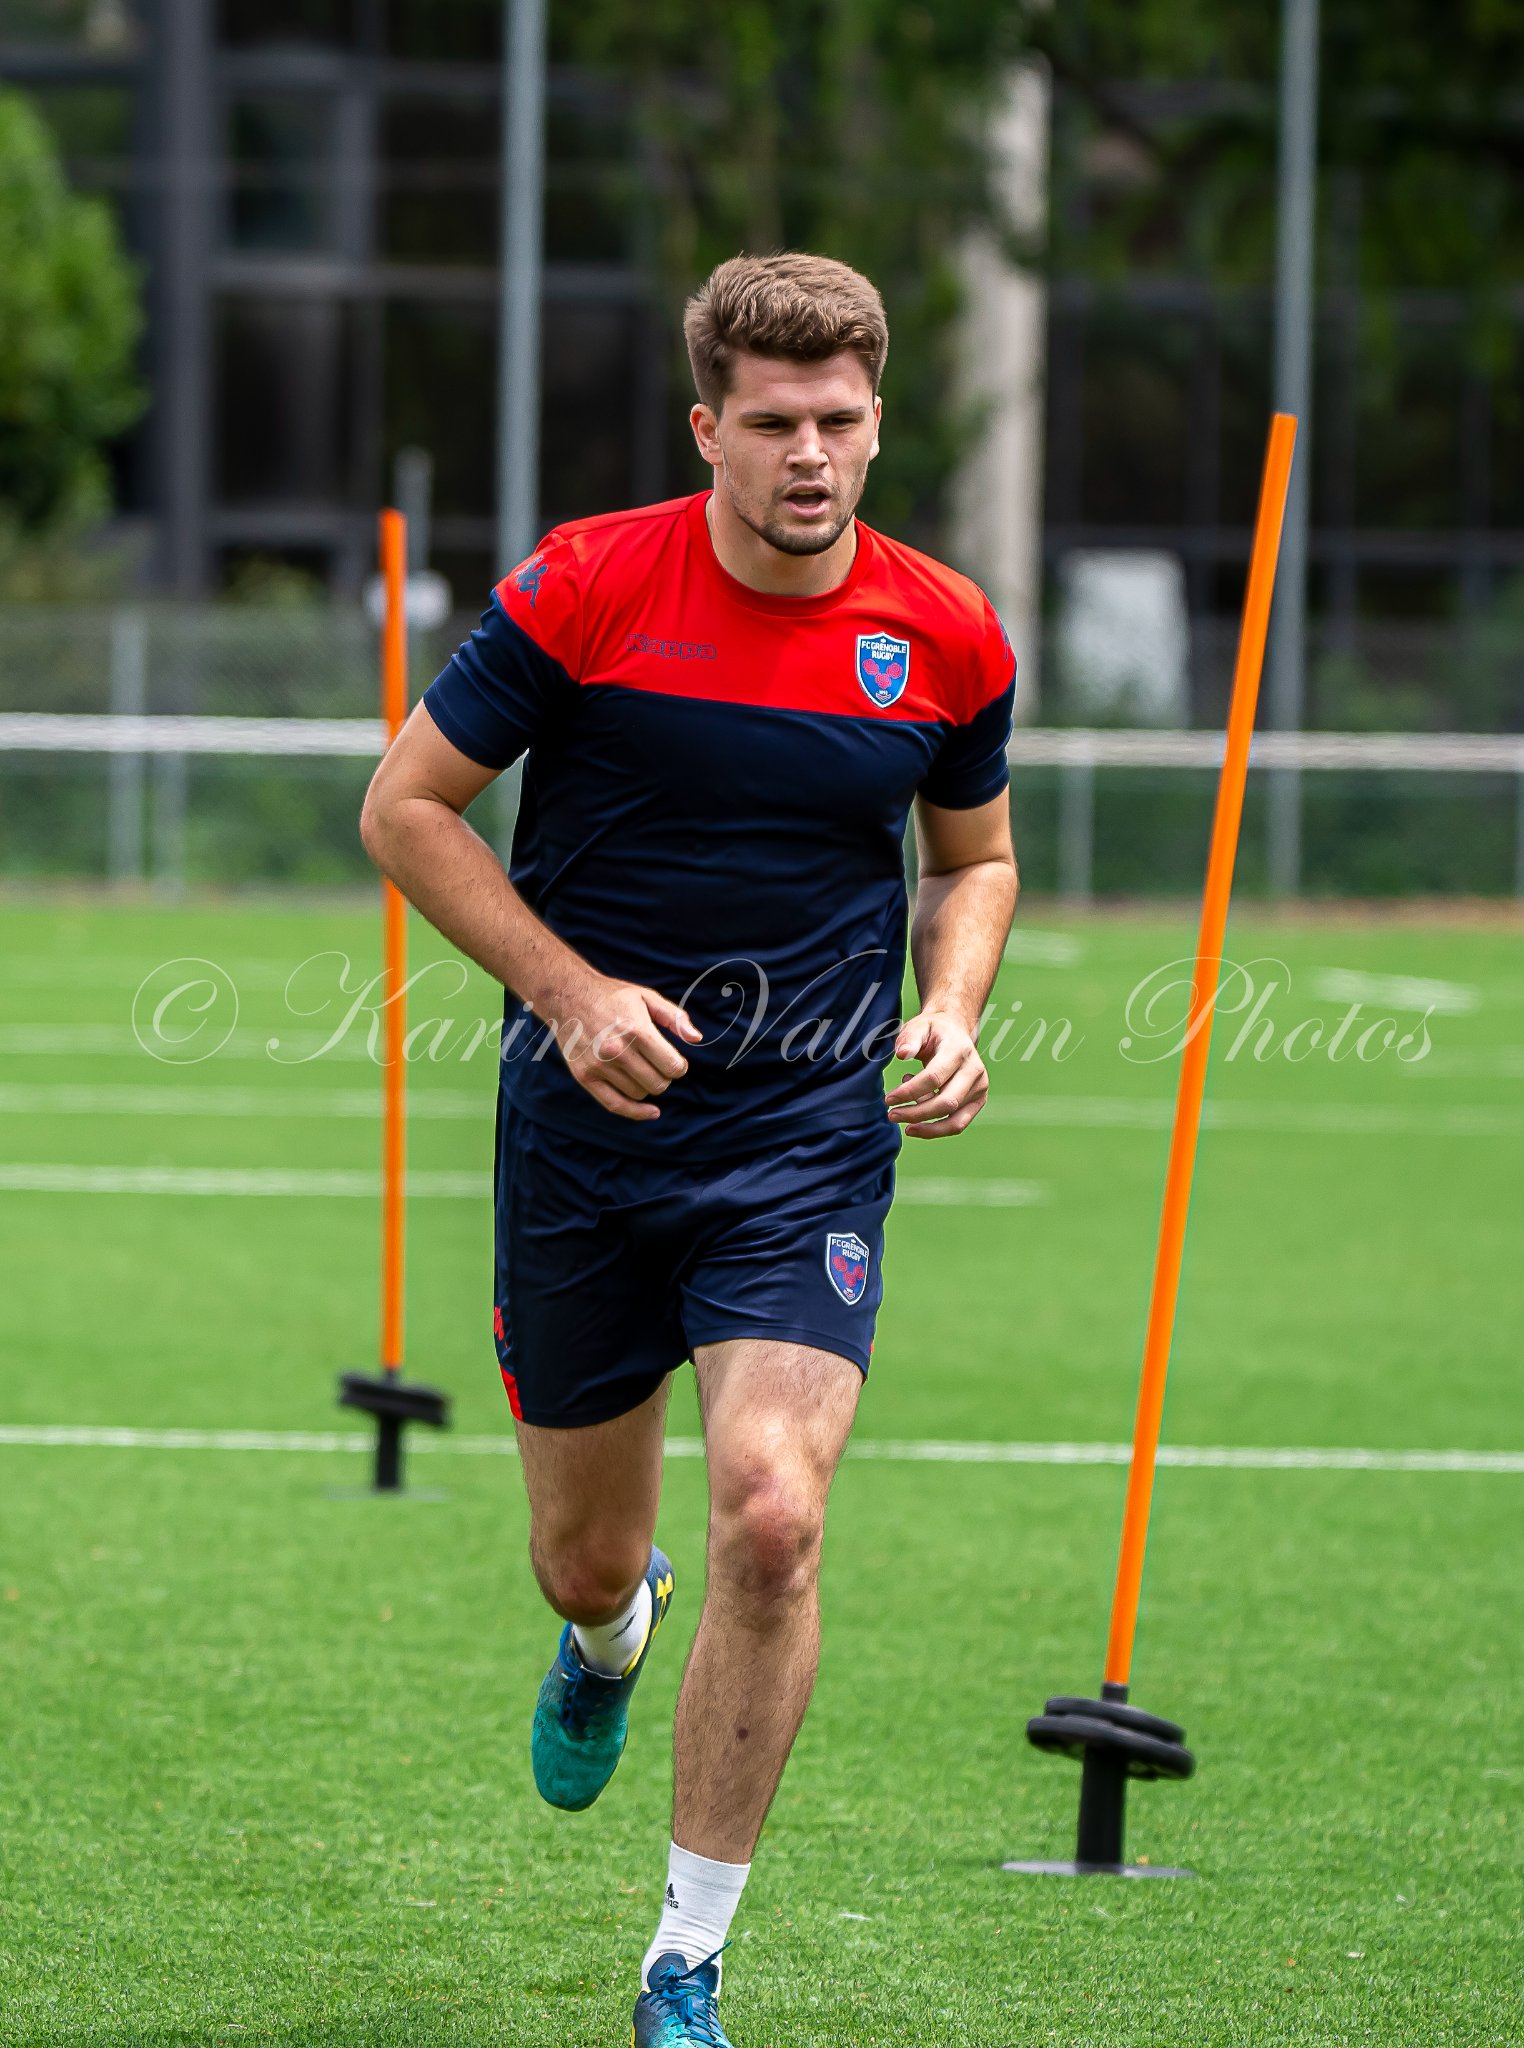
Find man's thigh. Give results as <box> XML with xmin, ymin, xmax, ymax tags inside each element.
<box><xmin>516</xmin><ymin>1376</ymin><xmax>672</xmax><ymax>1564</ymax></box>
<box><xmin>693</xmin><ymin>1338</ymin><xmax>862</xmax><ymax>1514</ymax></box>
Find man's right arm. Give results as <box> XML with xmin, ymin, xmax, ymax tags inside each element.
<box><xmin>359</xmin><ymin>704</ymin><xmax>701</xmax><ymax>1121</ymax></box>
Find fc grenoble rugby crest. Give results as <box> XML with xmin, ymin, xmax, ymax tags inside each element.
<box><xmin>825</xmin><ymin>1230</ymin><xmax>871</xmax><ymax>1306</ymax></box>
<box><xmin>856</xmin><ymin>631</ymin><xmax>910</xmax><ymax>708</ymax></box>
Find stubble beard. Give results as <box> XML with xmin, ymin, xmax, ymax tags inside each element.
<box><xmin>725</xmin><ymin>460</ymin><xmax>869</xmax><ymax>559</ymax></box>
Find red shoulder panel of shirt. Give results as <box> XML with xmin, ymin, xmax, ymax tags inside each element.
<box><xmin>493</xmin><ymin>493</ymin><xmax>1013</xmax><ymax>726</ymax></box>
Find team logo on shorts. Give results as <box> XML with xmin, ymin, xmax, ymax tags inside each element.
<box><xmin>856</xmin><ymin>632</ymin><xmax>910</xmax><ymax>708</ymax></box>
<box><xmin>825</xmin><ymin>1230</ymin><xmax>871</xmax><ymax>1306</ymax></box>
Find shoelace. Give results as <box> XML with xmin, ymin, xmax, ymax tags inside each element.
<box><xmin>648</xmin><ymin>1944</ymin><xmax>731</xmax><ymax>2044</ymax></box>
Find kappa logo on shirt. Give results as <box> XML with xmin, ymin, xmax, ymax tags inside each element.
<box><xmin>511</xmin><ymin>555</ymin><xmax>547</xmax><ymax>607</ymax></box>
<box><xmin>625</xmin><ymin>632</ymin><xmax>718</xmax><ymax>661</ymax></box>
<box><xmin>856</xmin><ymin>631</ymin><xmax>911</xmax><ymax>708</ymax></box>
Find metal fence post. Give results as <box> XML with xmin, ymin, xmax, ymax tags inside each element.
<box><xmin>1268</xmin><ymin>0</ymin><xmax>1320</xmax><ymax>900</ymax></box>
<box><xmin>152</xmin><ymin>752</ymin><xmax>188</xmax><ymax>898</ymax></box>
<box><xmin>1514</xmin><ymin>762</ymin><xmax>1524</xmax><ymax>900</ymax></box>
<box><xmin>1059</xmin><ymin>751</ymin><xmax>1095</xmax><ymax>904</ymax></box>
<box><xmin>153</xmin><ymin>616</ymin><xmax>190</xmax><ymax>899</ymax></box>
<box><xmin>108</xmin><ymin>609</ymin><xmax>148</xmax><ymax>886</ymax></box>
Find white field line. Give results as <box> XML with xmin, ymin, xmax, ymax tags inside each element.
<box><xmin>981</xmin><ymin>1094</ymin><xmax>1524</xmax><ymax>1138</ymax></box>
<box><xmin>3</xmin><ymin>1079</ymin><xmax>1524</xmax><ymax>1140</ymax></box>
<box><xmin>0</xmin><ymin>1424</ymin><xmax>1519</xmax><ymax>1474</ymax></box>
<box><xmin>1397</xmin><ymin>1047</ymin><xmax>1524</xmax><ymax>1079</ymax></box>
<box><xmin>0</xmin><ymin>1162</ymin><xmax>1045</xmax><ymax>1206</ymax></box>
<box><xmin>0</xmin><ymin>1165</ymin><xmax>485</xmax><ymax>1197</ymax></box>
<box><xmin>1308</xmin><ymin>968</ymin><xmax>1479</xmax><ymax>1015</ymax></box>
<box><xmin>1002</xmin><ymin>930</ymin><xmax>1085</xmax><ymax>966</ymax></box>
<box><xmin>895</xmin><ymin>1178</ymin><xmax>1046</xmax><ymax>1207</ymax></box>
<box><xmin>0</xmin><ymin>1026</ymin><xmax>384</xmax><ymax>1062</ymax></box>
<box><xmin>0</xmin><ymin>1083</ymin><xmax>484</xmax><ymax>1119</ymax></box>
<box><xmin>7</xmin><ymin>1025</ymin><xmax>1524</xmax><ymax>1082</ymax></box>
<box><xmin>2</xmin><ymin>958</ymin><xmax>314</xmax><ymax>990</ymax></box>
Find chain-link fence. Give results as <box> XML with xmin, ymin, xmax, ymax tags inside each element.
<box><xmin>2</xmin><ymin>601</ymin><xmax>1523</xmax><ymax>896</ymax></box>
<box><xmin>0</xmin><ymin>603</ymin><xmax>486</xmax><ymax>890</ymax></box>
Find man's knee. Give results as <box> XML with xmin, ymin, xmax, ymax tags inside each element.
<box><xmin>531</xmin><ymin>1529</ymin><xmax>648</xmax><ymax>1625</ymax></box>
<box><xmin>710</xmin><ymin>1464</ymin><xmax>826</xmax><ymax>1615</ymax></box>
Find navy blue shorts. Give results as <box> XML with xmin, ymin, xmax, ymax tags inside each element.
<box><xmin>491</xmin><ymin>1097</ymin><xmax>901</xmax><ymax>1428</ymax></box>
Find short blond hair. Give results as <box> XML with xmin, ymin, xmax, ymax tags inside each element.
<box><xmin>684</xmin><ymin>251</ymin><xmax>889</xmax><ymax>414</ymax></box>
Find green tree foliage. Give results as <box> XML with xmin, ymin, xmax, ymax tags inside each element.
<box><xmin>556</xmin><ymin>2</ymin><xmax>1028</xmax><ymax>546</ymax></box>
<box><xmin>1027</xmin><ymin>1</ymin><xmax>1524</xmax><ymax>324</ymax></box>
<box><xmin>0</xmin><ymin>86</ymin><xmax>144</xmax><ymax>536</ymax></box>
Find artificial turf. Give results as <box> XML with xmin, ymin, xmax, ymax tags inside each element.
<box><xmin>1</xmin><ymin>893</ymin><xmax>1520</xmax><ymax>2045</ymax></box>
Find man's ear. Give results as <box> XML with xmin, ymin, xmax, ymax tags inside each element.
<box><xmin>869</xmin><ymin>396</ymin><xmax>882</xmax><ymax>461</ymax></box>
<box><xmin>690</xmin><ymin>401</ymin><xmax>721</xmax><ymax>463</ymax></box>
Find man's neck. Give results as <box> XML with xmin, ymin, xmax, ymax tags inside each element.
<box><xmin>704</xmin><ymin>487</ymin><xmax>858</xmax><ymax>598</ymax></box>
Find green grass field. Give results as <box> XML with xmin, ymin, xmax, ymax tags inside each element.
<box><xmin>1</xmin><ymin>892</ymin><xmax>1521</xmax><ymax>2046</ymax></box>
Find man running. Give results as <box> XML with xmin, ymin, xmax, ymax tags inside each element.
<box><xmin>360</xmin><ymin>250</ymin><xmax>1018</xmax><ymax>2045</ymax></box>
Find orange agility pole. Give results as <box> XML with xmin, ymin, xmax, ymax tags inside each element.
<box><xmin>1013</xmin><ymin>413</ymin><xmax>1298</xmax><ymax>1877</ymax></box>
<box><xmin>336</xmin><ymin>510</ymin><xmax>450</xmax><ymax>1490</ymax></box>
<box><xmin>378</xmin><ymin>507</ymin><xmax>409</xmax><ymax>1377</ymax></box>
<box><xmin>1103</xmin><ymin>410</ymin><xmax>1298</xmax><ymax>1689</ymax></box>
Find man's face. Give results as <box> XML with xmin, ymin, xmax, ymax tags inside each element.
<box><xmin>690</xmin><ymin>351</ymin><xmax>881</xmax><ymax>557</ymax></box>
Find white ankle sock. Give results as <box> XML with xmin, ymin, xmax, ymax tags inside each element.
<box><xmin>642</xmin><ymin>1841</ymin><xmax>751</xmax><ymax>1992</ymax></box>
<box><xmin>571</xmin><ymin>1578</ymin><xmax>652</xmax><ymax>1678</ymax></box>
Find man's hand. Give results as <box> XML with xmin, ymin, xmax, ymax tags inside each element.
<box><xmin>535</xmin><ymin>967</ymin><xmax>704</xmax><ymax>1122</ymax></box>
<box><xmin>884</xmin><ymin>1007</ymin><xmax>988</xmax><ymax>1138</ymax></box>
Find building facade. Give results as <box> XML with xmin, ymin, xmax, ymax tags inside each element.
<box><xmin>3</xmin><ymin>0</ymin><xmax>672</xmax><ymax>602</ymax></box>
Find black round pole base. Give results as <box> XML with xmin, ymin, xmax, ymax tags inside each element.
<box><xmin>1009</xmin><ymin>1688</ymin><xmax>1196</xmax><ymax>1877</ymax></box>
<box><xmin>338</xmin><ymin>1371</ymin><xmax>450</xmax><ymax>1492</ymax></box>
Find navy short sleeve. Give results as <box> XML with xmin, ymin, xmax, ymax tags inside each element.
<box><xmin>421</xmin><ymin>531</ymin><xmax>580</xmax><ymax>771</ymax></box>
<box><xmin>918</xmin><ymin>596</ymin><xmax>1016</xmax><ymax>809</ymax></box>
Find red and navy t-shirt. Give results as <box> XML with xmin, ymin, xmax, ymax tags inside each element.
<box><xmin>422</xmin><ymin>489</ymin><xmax>1016</xmax><ymax>1158</ymax></box>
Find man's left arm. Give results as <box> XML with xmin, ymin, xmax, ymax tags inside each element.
<box><xmin>886</xmin><ymin>792</ymin><xmax>1019</xmax><ymax>1138</ymax></box>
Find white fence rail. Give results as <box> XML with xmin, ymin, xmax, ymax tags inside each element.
<box><xmin>2</xmin><ymin>715</ymin><xmax>1522</xmax><ymax>899</ymax></box>
<box><xmin>0</xmin><ymin>714</ymin><xmax>388</xmax><ymax>757</ymax></box>
<box><xmin>4</xmin><ymin>714</ymin><xmax>1524</xmax><ymax>774</ymax></box>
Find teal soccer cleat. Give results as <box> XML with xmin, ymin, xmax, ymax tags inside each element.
<box><xmin>531</xmin><ymin>1547</ymin><xmax>674</xmax><ymax>1812</ymax></box>
<box><xmin>632</xmin><ymin>1950</ymin><xmax>735</xmax><ymax>2046</ymax></box>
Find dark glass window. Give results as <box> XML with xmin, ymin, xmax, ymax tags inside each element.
<box><xmin>227</xmin><ymin>95</ymin><xmax>335</xmax><ymax>252</ymax></box>
<box><xmin>24</xmin><ymin>84</ymin><xmax>134</xmax><ymax>161</ymax></box>
<box><xmin>4</xmin><ymin>0</ymin><xmax>105</xmax><ymax>44</ymax></box>
<box><xmin>1355</xmin><ymin>328</ymin><xmax>1464</xmax><ymax>531</ymax></box>
<box><xmin>385</xmin><ymin>0</ymin><xmax>500</xmax><ymax>61</ymax></box>
<box><xmin>22</xmin><ymin>84</ymin><xmax>135</xmax><ymax>225</ymax></box>
<box><xmin>217</xmin><ymin>297</ymin><xmax>352</xmax><ymax>503</ymax></box>
<box><xmin>1078</xmin><ymin>309</ymin><xmax>1194</xmax><ymax>526</ymax></box>
<box><xmin>380</xmin><ymin>95</ymin><xmax>497</xmax><ymax>266</ymax></box>
<box><xmin>1491</xmin><ymin>360</ymin><xmax>1524</xmax><ymax>527</ymax></box>
<box><xmin>383</xmin><ymin>302</ymin><xmax>496</xmax><ymax>518</ymax></box>
<box><xmin>434</xmin><ymin>550</ymin><xmax>495</xmax><ymax>607</ymax></box>
<box><xmin>1216</xmin><ymin>313</ymin><xmax>1272</xmax><ymax>527</ymax></box>
<box><xmin>541</xmin><ymin>303</ymin><xmax>637</xmax><ymax>522</ymax></box>
<box><xmin>219</xmin><ymin>0</ymin><xmax>356</xmax><ymax>48</ymax></box>
<box><xmin>1357</xmin><ymin>566</ymin><xmax>1459</xmax><ymax>623</ymax></box>
<box><xmin>544</xmin><ymin>94</ymin><xmax>634</xmax><ymax>265</ymax></box>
